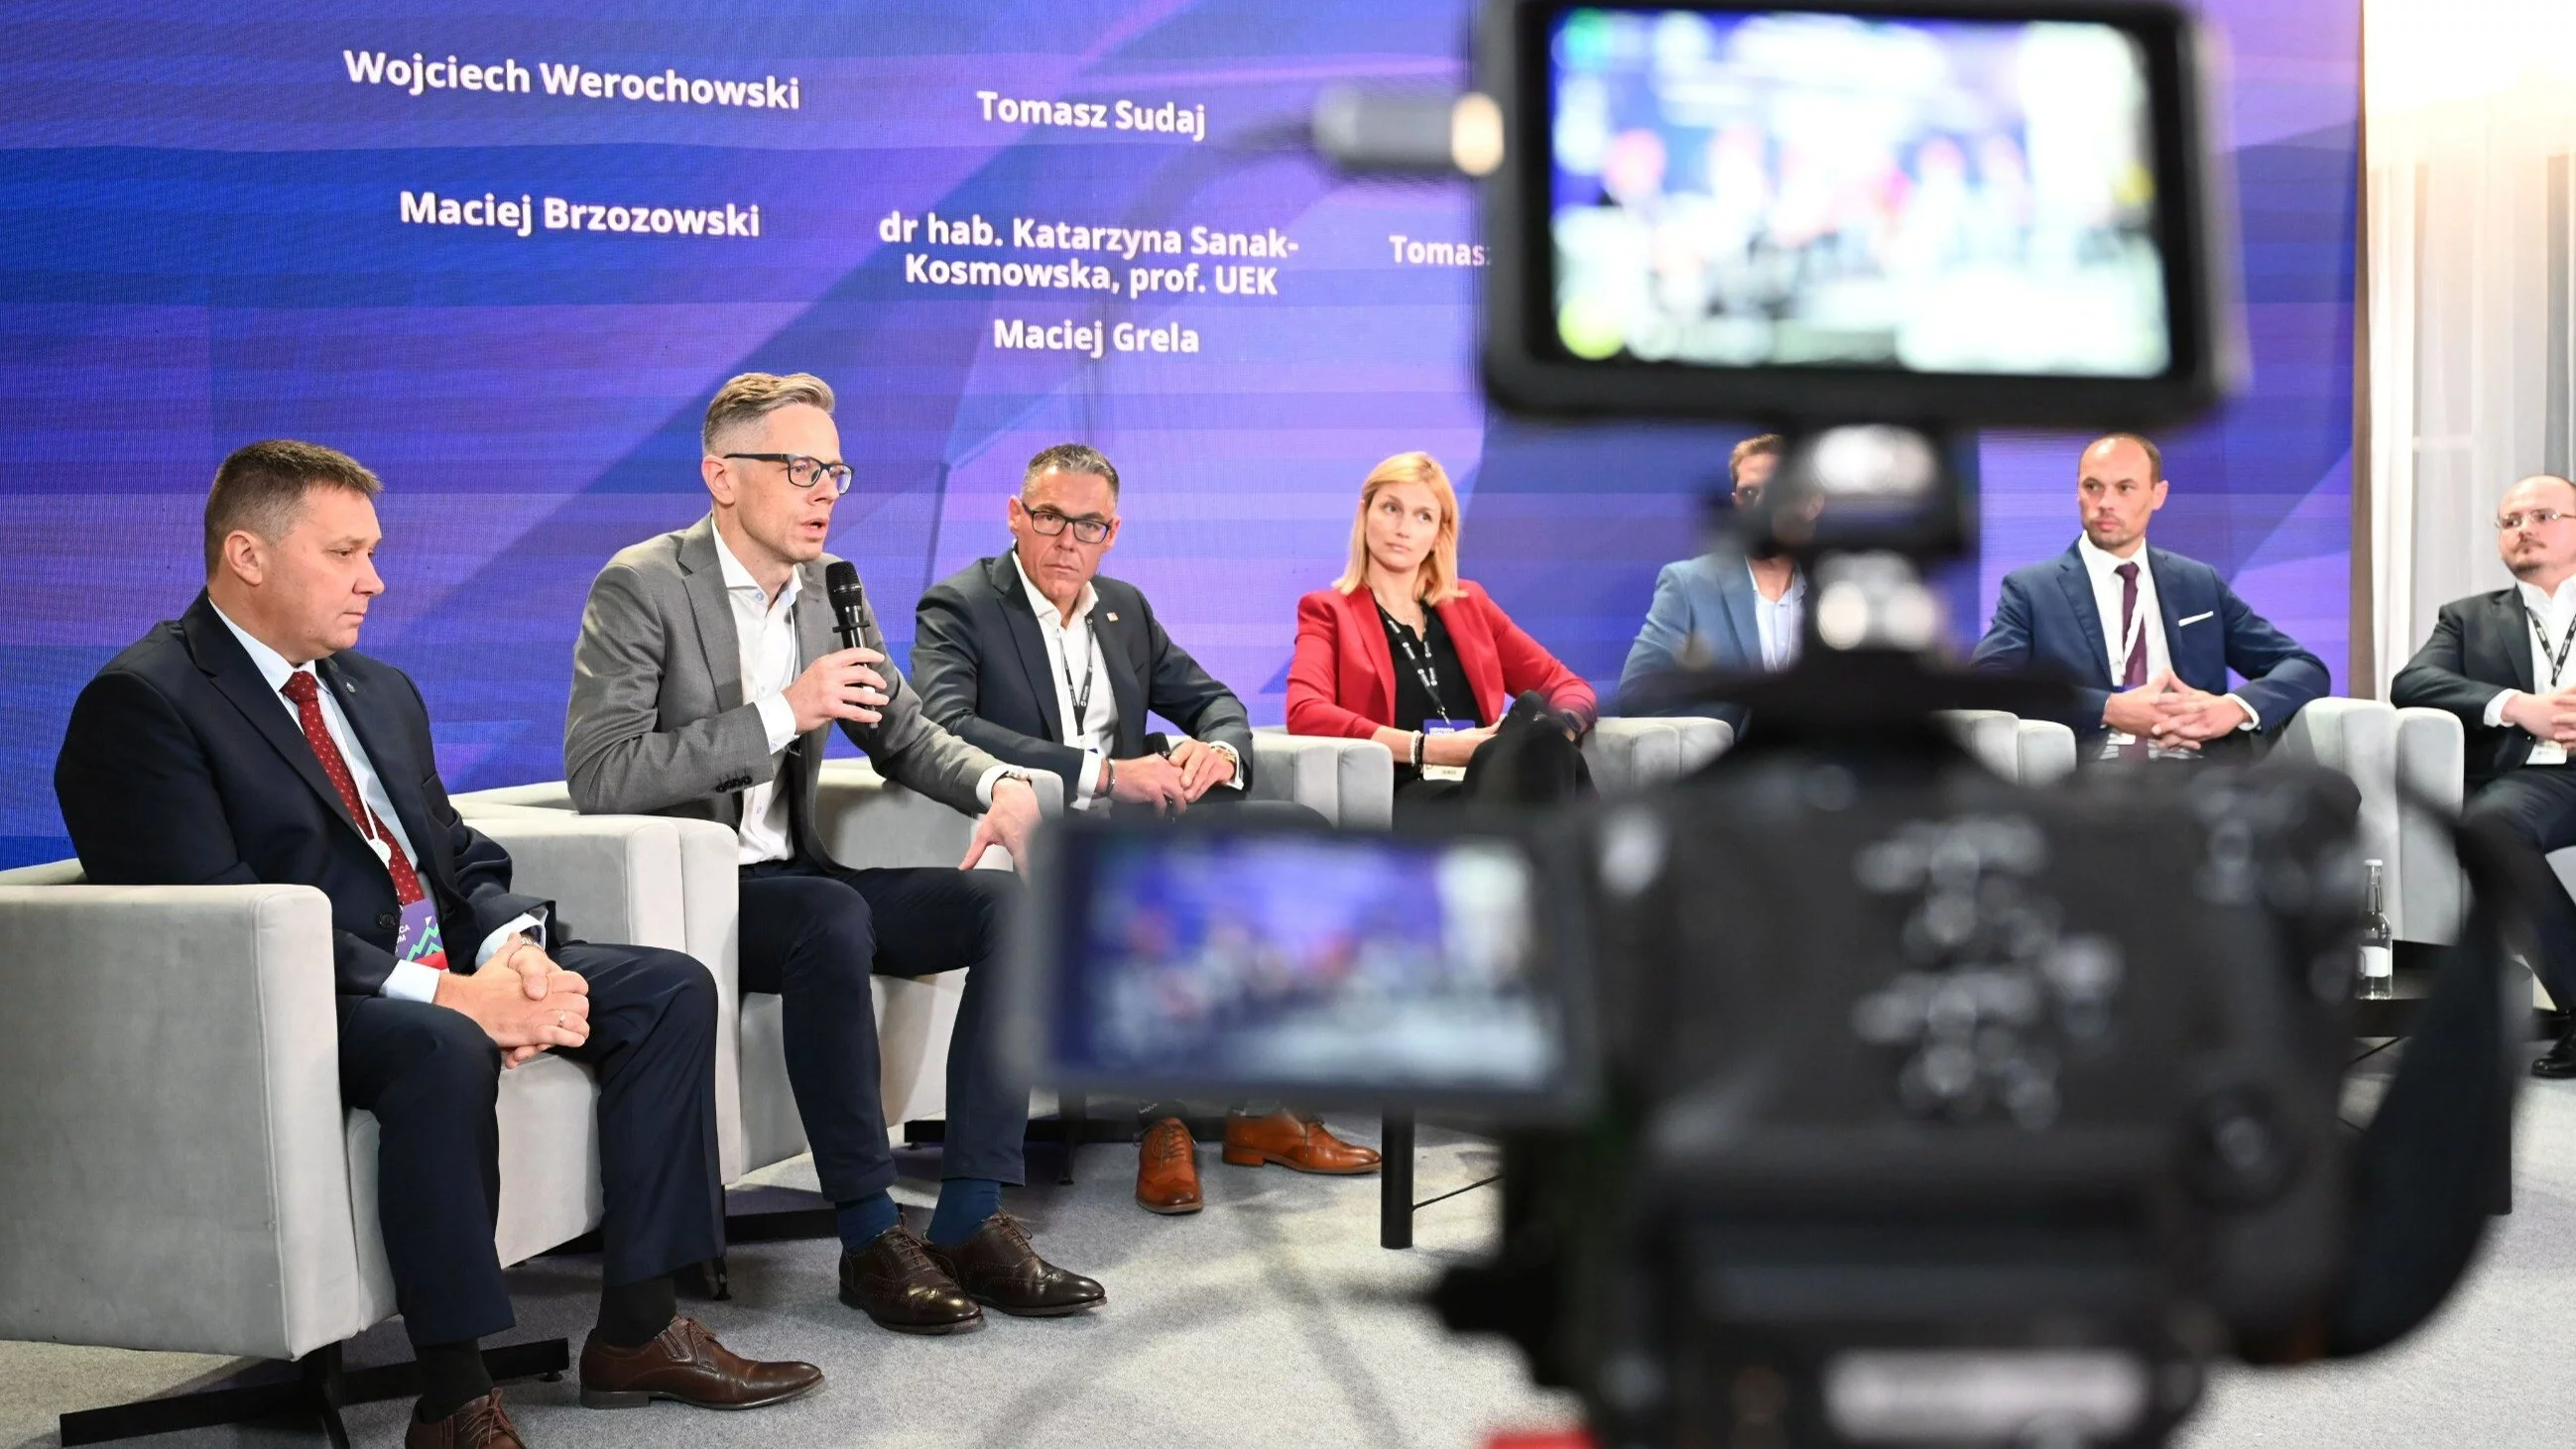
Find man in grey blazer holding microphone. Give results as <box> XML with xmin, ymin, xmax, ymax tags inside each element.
<box><xmin>565</xmin><ymin>372</ymin><xmax>1104</xmax><ymax>1337</ymax></box>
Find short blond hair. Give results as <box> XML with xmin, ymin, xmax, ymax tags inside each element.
<box><xmin>1729</xmin><ymin>432</ymin><xmax>1782</xmax><ymax>483</ymax></box>
<box><xmin>1334</xmin><ymin>451</ymin><xmax>1463</xmax><ymax>602</ymax></box>
<box><xmin>701</xmin><ymin>371</ymin><xmax>834</xmax><ymax>454</ymax></box>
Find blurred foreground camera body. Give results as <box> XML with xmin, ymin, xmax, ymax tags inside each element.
<box><xmin>1439</xmin><ymin>749</ymin><xmax>2365</xmax><ymax>1449</ymax></box>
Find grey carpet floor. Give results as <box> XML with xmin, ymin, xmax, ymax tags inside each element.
<box><xmin>9</xmin><ymin>1080</ymin><xmax>2574</xmax><ymax>1449</ymax></box>
<box><xmin>0</xmin><ymin>1123</ymin><xmax>1579</xmax><ymax>1449</ymax></box>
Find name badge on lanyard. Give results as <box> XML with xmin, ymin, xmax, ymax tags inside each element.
<box><xmin>2531</xmin><ymin>606</ymin><xmax>2575</xmax><ymax>766</ymax></box>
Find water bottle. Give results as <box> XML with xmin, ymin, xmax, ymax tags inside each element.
<box><xmin>2359</xmin><ymin>859</ymin><xmax>2393</xmax><ymax>1000</ymax></box>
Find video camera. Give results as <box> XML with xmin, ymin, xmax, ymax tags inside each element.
<box><xmin>1015</xmin><ymin>5</ymin><xmax>2525</xmax><ymax>1446</ymax></box>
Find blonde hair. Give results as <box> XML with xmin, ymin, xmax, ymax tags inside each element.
<box><xmin>1334</xmin><ymin>450</ymin><xmax>1463</xmax><ymax>602</ymax></box>
<box><xmin>701</xmin><ymin>371</ymin><xmax>834</xmax><ymax>453</ymax></box>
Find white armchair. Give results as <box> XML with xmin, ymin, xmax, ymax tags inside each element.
<box><xmin>1939</xmin><ymin>710</ymin><xmax>2080</xmax><ymax>785</ymax></box>
<box><xmin>456</xmin><ymin>762</ymin><xmax>1065</xmax><ymax>1177</ymax></box>
<box><xmin>1585</xmin><ymin>715</ymin><xmax>1735</xmax><ymax>791</ymax></box>
<box><xmin>0</xmin><ymin>810</ymin><xmax>722</xmax><ymax>1440</ymax></box>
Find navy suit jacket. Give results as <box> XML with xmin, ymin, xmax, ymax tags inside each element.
<box><xmin>55</xmin><ymin>592</ymin><xmax>552</xmax><ymax>1001</ymax></box>
<box><xmin>1970</xmin><ymin>542</ymin><xmax>2329</xmax><ymax>745</ymax></box>
<box><xmin>1617</xmin><ymin>548</ymin><xmax>1779</xmax><ymax>725</ymax></box>
<box><xmin>911</xmin><ymin>553</ymin><xmax>1256</xmax><ymax>791</ymax></box>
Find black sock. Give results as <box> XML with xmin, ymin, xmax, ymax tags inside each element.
<box><xmin>413</xmin><ymin>1340</ymin><xmax>492</xmax><ymax>1423</ymax></box>
<box><xmin>594</xmin><ymin>1272</ymin><xmax>678</xmax><ymax>1349</ymax></box>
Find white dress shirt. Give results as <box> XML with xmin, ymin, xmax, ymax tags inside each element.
<box><xmin>2482</xmin><ymin>576</ymin><xmax>2576</xmax><ymax>766</ymax></box>
<box><xmin>212</xmin><ymin>605</ymin><xmax>540</xmax><ymax>1003</ymax></box>
<box><xmin>1749</xmin><ymin>561</ymin><xmax>1805</xmax><ymax>671</ymax></box>
<box><xmin>2075</xmin><ymin>535</ymin><xmax>2259</xmax><ymax>755</ymax></box>
<box><xmin>714</xmin><ymin>526</ymin><xmax>807</xmax><ymax>864</ymax></box>
<box><xmin>1010</xmin><ymin>550</ymin><xmax>1120</xmax><ymax>810</ymax></box>
<box><xmin>1008</xmin><ymin>550</ymin><xmax>1239</xmax><ymax>808</ymax></box>
<box><xmin>716</xmin><ymin>526</ymin><xmax>1020</xmax><ymax>858</ymax></box>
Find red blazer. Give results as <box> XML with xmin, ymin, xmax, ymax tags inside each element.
<box><xmin>1288</xmin><ymin>581</ymin><xmax>1598</xmax><ymax>739</ymax></box>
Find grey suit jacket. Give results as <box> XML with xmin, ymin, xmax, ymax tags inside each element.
<box><xmin>1616</xmin><ymin>548</ymin><xmax>1773</xmax><ymax>723</ymax></box>
<box><xmin>565</xmin><ymin>515</ymin><xmax>1002</xmax><ymax>865</ymax></box>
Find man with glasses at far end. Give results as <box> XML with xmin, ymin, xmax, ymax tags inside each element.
<box><xmin>2394</xmin><ymin>473</ymin><xmax>2576</xmax><ymax>1078</ymax></box>
<box><xmin>564</xmin><ymin>372</ymin><xmax>1106</xmax><ymax>1337</ymax></box>
<box><xmin>911</xmin><ymin>441</ymin><xmax>1365</xmax><ymax>1221</ymax></box>
<box><xmin>1616</xmin><ymin>432</ymin><xmax>1800</xmax><ymax>732</ymax></box>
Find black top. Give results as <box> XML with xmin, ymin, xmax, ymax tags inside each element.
<box><xmin>1378</xmin><ymin>601</ymin><xmax>1485</xmax><ymax>735</ymax></box>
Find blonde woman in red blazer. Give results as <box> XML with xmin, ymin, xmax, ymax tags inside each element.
<box><xmin>1288</xmin><ymin>451</ymin><xmax>1596</xmax><ymax>806</ymax></box>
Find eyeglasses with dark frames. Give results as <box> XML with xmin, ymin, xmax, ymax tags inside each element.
<box><xmin>723</xmin><ymin>452</ymin><xmax>854</xmax><ymax>496</ymax></box>
<box><xmin>1025</xmin><ymin>506</ymin><xmax>1113</xmax><ymax>544</ymax></box>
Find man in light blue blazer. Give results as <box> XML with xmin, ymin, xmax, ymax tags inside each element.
<box><xmin>1971</xmin><ymin>433</ymin><xmax>2328</xmax><ymax>759</ymax></box>
<box><xmin>1618</xmin><ymin>435</ymin><xmax>1802</xmax><ymax>727</ymax></box>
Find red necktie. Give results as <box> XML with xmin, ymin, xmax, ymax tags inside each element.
<box><xmin>2115</xmin><ymin>561</ymin><xmax>2148</xmax><ymax>687</ymax></box>
<box><xmin>281</xmin><ymin>670</ymin><xmax>426</xmax><ymax>907</ymax></box>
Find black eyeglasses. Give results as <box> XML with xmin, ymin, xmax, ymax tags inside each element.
<box><xmin>723</xmin><ymin>452</ymin><xmax>853</xmax><ymax>496</ymax></box>
<box><xmin>1025</xmin><ymin>507</ymin><xmax>1113</xmax><ymax>544</ymax></box>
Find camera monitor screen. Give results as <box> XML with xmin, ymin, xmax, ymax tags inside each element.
<box><xmin>1033</xmin><ymin>824</ymin><xmax>1583</xmax><ymax>1108</ymax></box>
<box><xmin>1478</xmin><ymin>0</ymin><xmax>2225</xmax><ymax>426</ymax></box>
<box><xmin>1550</xmin><ymin>8</ymin><xmax>2167</xmax><ymax>377</ymax></box>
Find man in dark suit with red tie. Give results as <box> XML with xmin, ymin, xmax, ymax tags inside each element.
<box><xmin>2392</xmin><ymin>473</ymin><xmax>2576</xmax><ymax>1077</ymax></box>
<box><xmin>54</xmin><ymin>441</ymin><xmax>821</xmax><ymax>1448</ymax></box>
<box><xmin>1971</xmin><ymin>433</ymin><xmax>2329</xmax><ymax>759</ymax></box>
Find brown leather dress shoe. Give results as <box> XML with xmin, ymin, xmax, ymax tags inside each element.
<box><xmin>839</xmin><ymin>1221</ymin><xmax>984</xmax><ymax>1334</ymax></box>
<box><xmin>1222</xmin><ymin>1109</ymin><xmax>1384</xmax><ymax>1174</ymax></box>
<box><xmin>405</xmin><ymin>1389</ymin><xmax>524</xmax><ymax>1448</ymax></box>
<box><xmin>924</xmin><ymin>1212</ymin><xmax>1107</xmax><ymax>1317</ymax></box>
<box><xmin>578</xmin><ymin>1316</ymin><xmax>823</xmax><ymax>1410</ymax></box>
<box><xmin>1136</xmin><ymin>1116</ymin><xmax>1204</xmax><ymax>1214</ymax></box>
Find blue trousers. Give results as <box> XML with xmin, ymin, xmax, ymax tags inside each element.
<box><xmin>737</xmin><ymin>859</ymin><xmax>1026</xmax><ymax>1201</ymax></box>
<box><xmin>336</xmin><ymin>943</ymin><xmax>723</xmax><ymax>1347</ymax></box>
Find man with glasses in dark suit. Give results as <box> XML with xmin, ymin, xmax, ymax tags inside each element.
<box><xmin>911</xmin><ymin>442</ymin><xmax>1367</xmax><ymax>1221</ymax></box>
<box><xmin>2394</xmin><ymin>473</ymin><xmax>2576</xmax><ymax>1077</ymax></box>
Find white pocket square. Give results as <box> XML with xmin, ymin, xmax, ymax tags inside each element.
<box><xmin>2176</xmin><ymin>611</ymin><xmax>2215</xmax><ymax>626</ymax></box>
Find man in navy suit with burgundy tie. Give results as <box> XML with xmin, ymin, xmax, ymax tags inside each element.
<box><xmin>1970</xmin><ymin>433</ymin><xmax>2329</xmax><ymax>759</ymax></box>
<box><xmin>54</xmin><ymin>441</ymin><xmax>821</xmax><ymax>1448</ymax></box>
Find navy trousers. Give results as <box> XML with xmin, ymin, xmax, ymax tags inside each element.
<box><xmin>335</xmin><ymin>943</ymin><xmax>724</xmax><ymax>1347</ymax></box>
<box><xmin>2463</xmin><ymin>765</ymin><xmax>2576</xmax><ymax>1012</ymax></box>
<box><xmin>737</xmin><ymin>859</ymin><xmax>1026</xmax><ymax>1202</ymax></box>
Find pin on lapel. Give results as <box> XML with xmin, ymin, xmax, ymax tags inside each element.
<box><xmin>1105</xmin><ymin>611</ymin><xmax>1119</xmax><ymax>623</ymax></box>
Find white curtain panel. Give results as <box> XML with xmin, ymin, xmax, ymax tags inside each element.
<box><xmin>2364</xmin><ymin>0</ymin><xmax>2576</xmax><ymax>689</ymax></box>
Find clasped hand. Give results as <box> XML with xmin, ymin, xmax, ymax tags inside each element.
<box><xmin>2100</xmin><ymin>668</ymin><xmax>2249</xmax><ymax>750</ymax></box>
<box><xmin>2501</xmin><ymin>685</ymin><xmax>2576</xmax><ymax>745</ymax></box>
<box><xmin>433</xmin><ymin>937</ymin><xmax>590</xmax><ymax>1068</ymax></box>
<box><xmin>1113</xmin><ymin>740</ymin><xmax>1236</xmax><ymax>814</ymax></box>
<box><xmin>785</xmin><ymin>648</ymin><xmax>891</xmax><ymax>732</ymax></box>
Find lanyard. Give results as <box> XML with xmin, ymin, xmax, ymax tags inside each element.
<box><xmin>1056</xmin><ymin>616</ymin><xmax>1098</xmax><ymax>741</ymax></box>
<box><xmin>1377</xmin><ymin>600</ymin><xmax>1457</xmax><ymax>723</ymax></box>
<box><xmin>2530</xmin><ymin>605</ymin><xmax>2576</xmax><ymax>690</ymax></box>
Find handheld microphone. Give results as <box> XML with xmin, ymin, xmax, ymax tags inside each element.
<box><xmin>823</xmin><ymin>560</ymin><xmax>868</xmax><ymax>652</ymax></box>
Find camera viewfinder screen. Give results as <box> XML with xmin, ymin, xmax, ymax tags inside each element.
<box><xmin>1057</xmin><ymin>833</ymin><xmax>1562</xmax><ymax>1097</ymax></box>
<box><xmin>1548</xmin><ymin>8</ymin><xmax>2171</xmax><ymax>377</ymax></box>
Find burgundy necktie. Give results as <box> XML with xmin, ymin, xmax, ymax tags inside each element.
<box><xmin>2114</xmin><ymin>561</ymin><xmax>2147</xmax><ymax>687</ymax></box>
<box><xmin>281</xmin><ymin>670</ymin><xmax>426</xmax><ymax>909</ymax></box>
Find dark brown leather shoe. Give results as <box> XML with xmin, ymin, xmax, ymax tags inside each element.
<box><xmin>1136</xmin><ymin>1116</ymin><xmax>1204</xmax><ymax>1214</ymax></box>
<box><xmin>924</xmin><ymin>1212</ymin><xmax>1106</xmax><ymax>1317</ymax></box>
<box><xmin>1222</xmin><ymin>1109</ymin><xmax>1384</xmax><ymax>1174</ymax></box>
<box><xmin>406</xmin><ymin>1389</ymin><xmax>524</xmax><ymax>1448</ymax></box>
<box><xmin>578</xmin><ymin>1315</ymin><xmax>822</xmax><ymax>1410</ymax></box>
<box><xmin>838</xmin><ymin>1220</ymin><xmax>984</xmax><ymax>1334</ymax></box>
